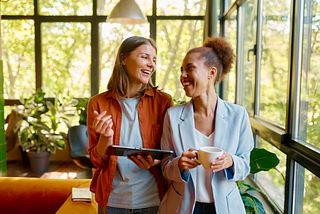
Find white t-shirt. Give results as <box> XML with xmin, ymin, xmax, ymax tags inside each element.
<box><xmin>108</xmin><ymin>96</ymin><xmax>160</xmax><ymax>209</ymax></box>
<box><xmin>195</xmin><ymin>129</ymin><xmax>215</xmax><ymax>203</ymax></box>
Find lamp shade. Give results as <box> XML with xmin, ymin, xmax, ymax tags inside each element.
<box><xmin>106</xmin><ymin>0</ymin><xmax>148</xmax><ymax>25</ymax></box>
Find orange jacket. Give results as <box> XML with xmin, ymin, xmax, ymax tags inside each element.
<box><xmin>87</xmin><ymin>89</ymin><xmax>174</xmax><ymax>211</ymax></box>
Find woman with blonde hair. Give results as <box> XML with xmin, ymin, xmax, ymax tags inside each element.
<box><xmin>87</xmin><ymin>36</ymin><xmax>174</xmax><ymax>214</ymax></box>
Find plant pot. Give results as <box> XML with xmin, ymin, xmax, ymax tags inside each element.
<box><xmin>27</xmin><ymin>151</ymin><xmax>51</xmax><ymax>174</ymax></box>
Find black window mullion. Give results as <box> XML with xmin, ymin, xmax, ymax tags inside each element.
<box><xmin>35</xmin><ymin>0</ymin><xmax>41</xmax><ymax>90</ymax></box>
<box><xmin>284</xmin><ymin>157</ymin><xmax>295</xmax><ymax>214</ymax></box>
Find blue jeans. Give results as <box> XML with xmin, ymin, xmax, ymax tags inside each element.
<box><xmin>98</xmin><ymin>205</ymin><xmax>159</xmax><ymax>214</ymax></box>
<box><xmin>193</xmin><ymin>202</ymin><xmax>216</xmax><ymax>214</ymax></box>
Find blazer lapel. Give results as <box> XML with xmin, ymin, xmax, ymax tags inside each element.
<box><xmin>178</xmin><ymin>101</ymin><xmax>198</xmax><ymax>186</ymax></box>
<box><xmin>213</xmin><ymin>96</ymin><xmax>228</xmax><ymax>150</ymax></box>
<box><xmin>178</xmin><ymin>101</ymin><xmax>197</xmax><ymax>152</ymax></box>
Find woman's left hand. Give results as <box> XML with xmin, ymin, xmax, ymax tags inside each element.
<box><xmin>128</xmin><ymin>155</ymin><xmax>161</xmax><ymax>169</ymax></box>
<box><xmin>210</xmin><ymin>151</ymin><xmax>234</xmax><ymax>173</ymax></box>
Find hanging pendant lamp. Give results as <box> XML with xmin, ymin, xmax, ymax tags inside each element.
<box><xmin>106</xmin><ymin>0</ymin><xmax>148</xmax><ymax>25</ymax></box>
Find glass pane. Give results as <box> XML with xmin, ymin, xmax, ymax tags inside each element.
<box><xmin>224</xmin><ymin>0</ymin><xmax>236</xmax><ymax>12</ymax></box>
<box><xmin>298</xmin><ymin>0</ymin><xmax>320</xmax><ymax>147</ymax></box>
<box><xmin>238</xmin><ymin>0</ymin><xmax>255</xmax><ymax>111</ymax></box>
<box><xmin>39</xmin><ymin>0</ymin><xmax>92</xmax><ymax>16</ymax></box>
<box><xmin>258</xmin><ymin>137</ymin><xmax>286</xmax><ymax>211</ymax></box>
<box><xmin>99</xmin><ymin>23</ymin><xmax>150</xmax><ymax>93</ymax></box>
<box><xmin>2</xmin><ymin>0</ymin><xmax>34</xmax><ymax>15</ymax></box>
<box><xmin>157</xmin><ymin>0</ymin><xmax>206</xmax><ymax>16</ymax></box>
<box><xmin>98</xmin><ymin>0</ymin><xmax>152</xmax><ymax>16</ymax></box>
<box><xmin>42</xmin><ymin>23</ymin><xmax>91</xmax><ymax>98</ymax></box>
<box><xmin>303</xmin><ymin>168</ymin><xmax>320</xmax><ymax>213</ymax></box>
<box><xmin>223</xmin><ymin>11</ymin><xmax>237</xmax><ymax>103</ymax></box>
<box><xmin>259</xmin><ymin>0</ymin><xmax>290</xmax><ymax>125</ymax></box>
<box><xmin>2</xmin><ymin>20</ymin><xmax>35</xmax><ymax>99</ymax></box>
<box><xmin>156</xmin><ymin>20</ymin><xmax>204</xmax><ymax>101</ymax></box>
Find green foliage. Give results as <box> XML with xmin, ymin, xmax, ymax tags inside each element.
<box><xmin>237</xmin><ymin>148</ymin><xmax>280</xmax><ymax>214</ymax></box>
<box><xmin>76</xmin><ymin>98</ymin><xmax>89</xmax><ymax>125</ymax></box>
<box><xmin>250</xmin><ymin>148</ymin><xmax>280</xmax><ymax>174</ymax></box>
<box><xmin>16</xmin><ymin>88</ymin><xmax>78</xmax><ymax>153</ymax></box>
<box><xmin>237</xmin><ymin>181</ymin><xmax>266</xmax><ymax>214</ymax></box>
<box><xmin>173</xmin><ymin>98</ymin><xmax>186</xmax><ymax>106</ymax></box>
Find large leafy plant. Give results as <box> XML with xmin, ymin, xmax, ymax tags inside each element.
<box><xmin>237</xmin><ymin>148</ymin><xmax>281</xmax><ymax>214</ymax></box>
<box><xmin>16</xmin><ymin>88</ymin><xmax>78</xmax><ymax>153</ymax></box>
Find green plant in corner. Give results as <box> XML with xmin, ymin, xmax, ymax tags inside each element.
<box><xmin>16</xmin><ymin>88</ymin><xmax>78</xmax><ymax>153</ymax></box>
<box><xmin>237</xmin><ymin>148</ymin><xmax>281</xmax><ymax>214</ymax></box>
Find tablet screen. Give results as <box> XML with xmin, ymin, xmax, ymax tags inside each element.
<box><xmin>105</xmin><ymin>145</ymin><xmax>173</xmax><ymax>160</ymax></box>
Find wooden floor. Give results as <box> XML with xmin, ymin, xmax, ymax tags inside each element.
<box><xmin>6</xmin><ymin>160</ymin><xmax>92</xmax><ymax>179</ymax></box>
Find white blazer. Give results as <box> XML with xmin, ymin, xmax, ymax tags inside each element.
<box><xmin>159</xmin><ymin>96</ymin><xmax>254</xmax><ymax>214</ymax></box>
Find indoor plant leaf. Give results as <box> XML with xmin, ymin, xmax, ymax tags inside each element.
<box><xmin>54</xmin><ymin>139</ymin><xmax>66</xmax><ymax>149</ymax></box>
<box><xmin>242</xmin><ymin>193</ymin><xmax>266</xmax><ymax>214</ymax></box>
<box><xmin>250</xmin><ymin>148</ymin><xmax>280</xmax><ymax>174</ymax></box>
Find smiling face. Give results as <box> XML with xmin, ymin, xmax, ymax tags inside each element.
<box><xmin>180</xmin><ymin>52</ymin><xmax>214</xmax><ymax>98</ymax></box>
<box><xmin>122</xmin><ymin>44</ymin><xmax>156</xmax><ymax>89</ymax></box>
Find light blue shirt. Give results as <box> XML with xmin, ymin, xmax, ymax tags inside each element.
<box><xmin>108</xmin><ymin>96</ymin><xmax>160</xmax><ymax>209</ymax></box>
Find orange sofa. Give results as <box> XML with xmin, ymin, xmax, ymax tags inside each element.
<box><xmin>0</xmin><ymin>177</ymin><xmax>97</xmax><ymax>214</ymax></box>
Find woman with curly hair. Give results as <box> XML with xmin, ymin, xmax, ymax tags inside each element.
<box><xmin>158</xmin><ymin>36</ymin><xmax>254</xmax><ymax>214</ymax></box>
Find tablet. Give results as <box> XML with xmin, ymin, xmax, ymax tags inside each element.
<box><xmin>105</xmin><ymin>145</ymin><xmax>174</xmax><ymax>160</ymax></box>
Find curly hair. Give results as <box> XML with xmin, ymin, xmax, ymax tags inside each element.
<box><xmin>187</xmin><ymin>36</ymin><xmax>235</xmax><ymax>84</ymax></box>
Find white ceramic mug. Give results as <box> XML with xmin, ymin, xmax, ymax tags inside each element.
<box><xmin>195</xmin><ymin>146</ymin><xmax>223</xmax><ymax>170</ymax></box>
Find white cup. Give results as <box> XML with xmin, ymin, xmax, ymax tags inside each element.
<box><xmin>195</xmin><ymin>147</ymin><xmax>223</xmax><ymax>170</ymax></box>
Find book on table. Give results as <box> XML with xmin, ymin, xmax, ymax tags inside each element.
<box><xmin>72</xmin><ymin>187</ymin><xmax>92</xmax><ymax>202</ymax></box>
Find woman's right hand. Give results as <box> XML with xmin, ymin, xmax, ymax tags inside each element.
<box><xmin>178</xmin><ymin>148</ymin><xmax>200</xmax><ymax>171</ymax></box>
<box><xmin>92</xmin><ymin>110</ymin><xmax>114</xmax><ymax>138</ymax></box>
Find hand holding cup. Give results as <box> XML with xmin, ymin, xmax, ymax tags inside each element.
<box><xmin>194</xmin><ymin>146</ymin><xmax>223</xmax><ymax>170</ymax></box>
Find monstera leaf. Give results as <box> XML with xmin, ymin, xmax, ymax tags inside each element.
<box><xmin>250</xmin><ymin>148</ymin><xmax>280</xmax><ymax>174</ymax></box>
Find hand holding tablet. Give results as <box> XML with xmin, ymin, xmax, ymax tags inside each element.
<box><xmin>105</xmin><ymin>145</ymin><xmax>174</xmax><ymax>160</ymax></box>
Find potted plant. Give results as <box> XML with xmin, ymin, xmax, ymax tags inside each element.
<box><xmin>237</xmin><ymin>148</ymin><xmax>281</xmax><ymax>214</ymax></box>
<box><xmin>16</xmin><ymin>88</ymin><xmax>78</xmax><ymax>173</ymax></box>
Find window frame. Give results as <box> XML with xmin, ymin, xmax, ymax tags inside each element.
<box><xmin>220</xmin><ymin>0</ymin><xmax>320</xmax><ymax>213</ymax></box>
<box><xmin>2</xmin><ymin>0</ymin><xmax>205</xmax><ymax>106</ymax></box>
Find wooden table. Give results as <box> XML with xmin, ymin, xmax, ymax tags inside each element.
<box><xmin>56</xmin><ymin>180</ymin><xmax>98</xmax><ymax>214</ymax></box>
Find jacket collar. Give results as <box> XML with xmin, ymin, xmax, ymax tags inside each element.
<box><xmin>179</xmin><ymin>95</ymin><xmax>228</xmax><ymax>151</ymax></box>
<box><xmin>104</xmin><ymin>89</ymin><xmax>155</xmax><ymax>100</ymax></box>
<box><xmin>180</xmin><ymin>95</ymin><xmax>227</xmax><ymax>121</ymax></box>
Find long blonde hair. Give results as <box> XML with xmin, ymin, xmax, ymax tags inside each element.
<box><xmin>107</xmin><ymin>36</ymin><xmax>157</xmax><ymax>96</ymax></box>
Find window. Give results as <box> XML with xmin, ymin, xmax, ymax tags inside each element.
<box><xmin>2</xmin><ymin>20</ymin><xmax>35</xmax><ymax>99</ymax></box>
<box><xmin>297</xmin><ymin>0</ymin><xmax>320</xmax><ymax>148</ymax></box>
<box><xmin>39</xmin><ymin>0</ymin><xmax>93</xmax><ymax>16</ymax></box>
<box><xmin>223</xmin><ymin>9</ymin><xmax>237</xmax><ymax>103</ymax></box>
<box><xmin>258</xmin><ymin>137</ymin><xmax>286</xmax><ymax>211</ymax></box>
<box><xmin>2</xmin><ymin>0</ymin><xmax>34</xmax><ymax>15</ymax></box>
<box><xmin>157</xmin><ymin>0</ymin><xmax>206</xmax><ymax>16</ymax></box>
<box><xmin>238</xmin><ymin>0</ymin><xmax>255</xmax><ymax>111</ymax></box>
<box><xmin>2</xmin><ymin>0</ymin><xmax>206</xmax><ymax>103</ymax></box>
<box><xmin>303</xmin><ymin>167</ymin><xmax>320</xmax><ymax>213</ymax></box>
<box><xmin>220</xmin><ymin>0</ymin><xmax>320</xmax><ymax>213</ymax></box>
<box><xmin>156</xmin><ymin>20</ymin><xmax>204</xmax><ymax>100</ymax></box>
<box><xmin>42</xmin><ymin>22</ymin><xmax>91</xmax><ymax>97</ymax></box>
<box><xmin>99</xmin><ymin>23</ymin><xmax>150</xmax><ymax>93</ymax></box>
<box><xmin>259</xmin><ymin>0</ymin><xmax>291</xmax><ymax>126</ymax></box>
